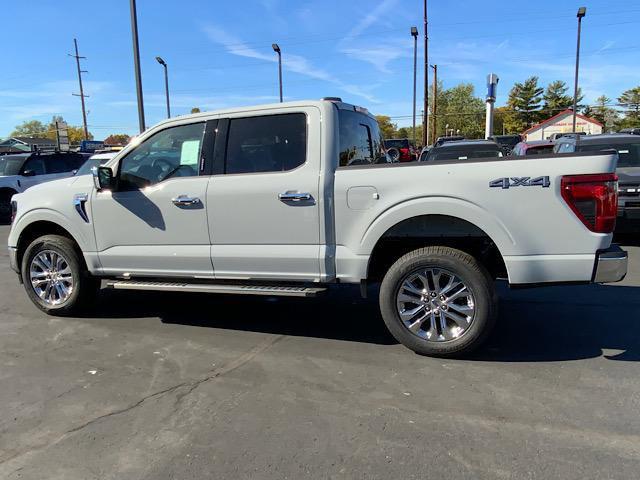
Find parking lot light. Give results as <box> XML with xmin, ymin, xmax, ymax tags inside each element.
<box><xmin>155</xmin><ymin>56</ymin><xmax>171</xmax><ymax>119</ymax></box>
<box><xmin>411</xmin><ymin>27</ymin><xmax>418</xmax><ymax>147</ymax></box>
<box><xmin>572</xmin><ymin>7</ymin><xmax>586</xmax><ymax>132</ymax></box>
<box><xmin>272</xmin><ymin>43</ymin><xmax>283</xmax><ymax>103</ymax></box>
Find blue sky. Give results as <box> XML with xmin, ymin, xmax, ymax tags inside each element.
<box><xmin>2</xmin><ymin>0</ymin><xmax>639</xmax><ymax>137</ymax></box>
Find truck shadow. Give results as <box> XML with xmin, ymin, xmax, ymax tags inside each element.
<box><xmin>91</xmin><ymin>282</ymin><xmax>640</xmax><ymax>362</ymax></box>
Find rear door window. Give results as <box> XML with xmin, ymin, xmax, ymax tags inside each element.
<box><xmin>338</xmin><ymin>110</ymin><xmax>386</xmax><ymax>167</ymax></box>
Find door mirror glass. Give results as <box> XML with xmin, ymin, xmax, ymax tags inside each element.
<box><xmin>22</xmin><ymin>169</ymin><xmax>36</xmax><ymax>177</ymax></box>
<box><xmin>92</xmin><ymin>166</ymin><xmax>114</xmax><ymax>190</ymax></box>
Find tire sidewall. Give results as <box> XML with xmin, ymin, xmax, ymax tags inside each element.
<box><xmin>379</xmin><ymin>248</ymin><xmax>495</xmax><ymax>357</ymax></box>
<box><xmin>21</xmin><ymin>236</ymin><xmax>84</xmax><ymax>314</ymax></box>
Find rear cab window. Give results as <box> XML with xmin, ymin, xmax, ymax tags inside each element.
<box><xmin>338</xmin><ymin>110</ymin><xmax>386</xmax><ymax>167</ymax></box>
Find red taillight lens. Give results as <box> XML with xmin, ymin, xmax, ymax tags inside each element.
<box><xmin>561</xmin><ymin>173</ymin><xmax>618</xmax><ymax>233</ymax></box>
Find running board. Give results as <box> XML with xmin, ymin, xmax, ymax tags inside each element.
<box><xmin>106</xmin><ymin>280</ymin><xmax>326</xmax><ymax>297</ymax></box>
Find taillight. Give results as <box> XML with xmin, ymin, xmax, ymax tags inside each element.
<box><xmin>561</xmin><ymin>173</ymin><xmax>618</xmax><ymax>233</ymax></box>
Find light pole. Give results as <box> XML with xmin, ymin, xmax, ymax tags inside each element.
<box><xmin>411</xmin><ymin>27</ymin><xmax>418</xmax><ymax>147</ymax></box>
<box><xmin>155</xmin><ymin>56</ymin><xmax>171</xmax><ymax>118</ymax></box>
<box><xmin>572</xmin><ymin>6</ymin><xmax>586</xmax><ymax>133</ymax></box>
<box><xmin>430</xmin><ymin>64</ymin><xmax>437</xmax><ymax>144</ymax></box>
<box><xmin>129</xmin><ymin>0</ymin><xmax>145</xmax><ymax>132</ymax></box>
<box><xmin>272</xmin><ymin>43</ymin><xmax>283</xmax><ymax>102</ymax></box>
<box><xmin>422</xmin><ymin>0</ymin><xmax>429</xmax><ymax>146</ymax></box>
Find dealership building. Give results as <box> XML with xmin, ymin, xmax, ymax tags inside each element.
<box><xmin>522</xmin><ymin>109</ymin><xmax>603</xmax><ymax>141</ymax></box>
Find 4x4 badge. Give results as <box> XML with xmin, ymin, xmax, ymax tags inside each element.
<box><xmin>490</xmin><ymin>176</ymin><xmax>550</xmax><ymax>189</ymax></box>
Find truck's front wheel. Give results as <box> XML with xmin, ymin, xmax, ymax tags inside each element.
<box><xmin>21</xmin><ymin>235</ymin><xmax>100</xmax><ymax>316</ymax></box>
<box><xmin>379</xmin><ymin>246</ymin><xmax>497</xmax><ymax>358</ymax></box>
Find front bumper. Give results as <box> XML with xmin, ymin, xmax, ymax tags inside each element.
<box><xmin>593</xmin><ymin>245</ymin><xmax>628</xmax><ymax>283</ymax></box>
<box><xmin>8</xmin><ymin>246</ymin><xmax>18</xmax><ymax>274</ymax></box>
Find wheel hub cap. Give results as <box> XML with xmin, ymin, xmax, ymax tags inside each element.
<box><xmin>395</xmin><ymin>268</ymin><xmax>476</xmax><ymax>342</ymax></box>
<box><xmin>29</xmin><ymin>250</ymin><xmax>74</xmax><ymax>306</ymax></box>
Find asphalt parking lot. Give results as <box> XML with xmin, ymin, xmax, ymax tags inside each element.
<box><xmin>0</xmin><ymin>225</ymin><xmax>639</xmax><ymax>480</ymax></box>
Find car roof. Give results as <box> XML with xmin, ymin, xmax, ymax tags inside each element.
<box><xmin>519</xmin><ymin>140</ymin><xmax>554</xmax><ymax>146</ymax></box>
<box><xmin>88</xmin><ymin>152</ymin><xmax>118</xmax><ymax>160</ymax></box>
<box><xmin>562</xmin><ymin>133</ymin><xmax>640</xmax><ymax>144</ymax></box>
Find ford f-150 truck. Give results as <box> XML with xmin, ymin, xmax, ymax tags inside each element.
<box><xmin>7</xmin><ymin>99</ymin><xmax>628</xmax><ymax>357</ymax></box>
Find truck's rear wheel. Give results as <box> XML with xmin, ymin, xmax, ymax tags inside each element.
<box><xmin>379</xmin><ymin>246</ymin><xmax>497</xmax><ymax>358</ymax></box>
<box><xmin>21</xmin><ymin>235</ymin><xmax>100</xmax><ymax>316</ymax></box>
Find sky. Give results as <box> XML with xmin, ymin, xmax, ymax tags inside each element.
<box><xmin>1</xmin><ymin>0</ymin><xmax>639</xmax><ymax>138</ymax></box>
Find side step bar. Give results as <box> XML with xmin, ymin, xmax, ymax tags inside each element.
<box><xmin>106</xmin><ymin>280</ymin><xmax>327</xmax><ymax>297</ymax></box>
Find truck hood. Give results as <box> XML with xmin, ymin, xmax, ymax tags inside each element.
<box><xmin>12</xmin><ymin>175</ymin><xmax>84</xmax><ymax>204</ymax></box>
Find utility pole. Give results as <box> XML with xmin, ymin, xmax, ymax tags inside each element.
<box><xmin>411</xmin><ymin>27</ymin><xmax>418</xmax><ymax>147</ymax></box>
<box><xmin>431</xmin><ymin>64</ymin><xmax>437</xmax><ymax>144</ymax></box>
<box><xmin>422</xmin><ymin>0</ymin><xmax>429</xmax><ymax>146</ymax></box>
<box><xmin>572</xmin><ymin>7</ymin><xmax>586</xmax><ymax>132</ymax></box>
<box><xmin>130</xmin><ymin>0</ymin><xmax>146</xmax><ymax>133</ymax></box>
<box><xmin>69</xmin><ymin>38</ymin><xmax>89</xmax><ymax>140</ymax></box>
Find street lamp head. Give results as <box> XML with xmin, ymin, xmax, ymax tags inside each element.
<box><xmin>155</xmin><ymin>56</ymin><xmax>166</xmax><ymax>66</ymax></box>
<box><xmin>577</xmin><ymin>6</ymin><xmax>586</xmax><ymax>18</ymax></box>
<box><xmin>272</xmin><ymin>43</ymin><xmax>281</xmax><ymax>53</ymax></box>
<box><xmin>410</xmin><ymin>26</ymin><xmax>418</xmax><ymax>37</ymax></box>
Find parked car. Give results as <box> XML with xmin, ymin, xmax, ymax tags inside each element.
<box><xmin>434</xmin><ymin>135</ymin><xmax>465</xmax><ymax>148</ymax></box>
<box><xmin>488</xmin><ymin>134</ymin><xmax>521</xmax><ymax>155</ymax></box>
<box><xmin>424</xmin><ymin>140</ymin><xmax>503</xmax><ymax>162</ymax></box>
<box><xmin>75</xmin><ymin>152</ymin><xmax>118</xmax><ymax>176</ymax></box>
<box><xmin>512</xmin><ymin>140</ymin><xmax>555</xmax><ymax>156</ymax></box>
<box><xmin>8</xmin><ymin>98</ymin><xmax>627</xmax><ymax>358</ymax></box>
<box><xmin>619</xmin><ymin>128</ymin><xmax>640</xmax><ymax>135</ymax></box>
<box><xmin>0</xmin><ymin>151</ymin><xmax>87</xmax><ymax>222</ymax></box>
<box><xmin>384</xmin><ymin>138</ymin><xmax>414</xmax><ymax>162</ymax></box>
<box><xmin>554</xmin><ymin>133</ymin><xmax>640</xmax><ymax>233</ymax></box>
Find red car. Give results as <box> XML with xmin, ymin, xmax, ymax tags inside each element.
<box><xmin>512</xmin><ymin>140</ymin><xmax>555</xmax><ymax>156</ymax></box>
<box><xmin>384</xmin><ymin>138</ymin><xmax>415</xmax><ymax>162</ymax></box>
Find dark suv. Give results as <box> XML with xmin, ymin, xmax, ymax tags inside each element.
<box><xmin>554</xmin><ymin>134</ymin><xmax>640</xmax><ymax>233</ymax></box>
<box><xmin>488</xmin><ymin>134</ymin><xmax>521</xmax><ymax>155</ymax></box>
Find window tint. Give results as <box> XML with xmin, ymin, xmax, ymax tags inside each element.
<box><xmin>119</xmin><ymin>122</ymin><xmax>205</xmax><ymax>189</ymax></box>
<box><xmin>576</xmin><ymin>142</ymin><xmax>640</xmax><ymax>168</ymax></box>
<box><xmin>0</xmin><ymin>156</ymin><xmax>27</xmax><ymax>176</ymax></box>
<box><xmin>556</xmin><ymin>143</ymin><xmax>573</xmax><ymax>153</ymax></box>
<box><xmin>45</xmin><ymin>154</ymin><xmax>84</xmax><ymax>174</ymax></box>
<box><xmin>22</xmin><ymin>157</ymin><xmax>45</xmax><ymax>175</ymax></box>
<box><xmin>339</xmin><ymin>110</ymin><xmax>386</xmax><ymax>167</ymax></box>
<box><xmin>525</xmin><ymin>145</ymin><xmax>554</xmax><ymax>156</ymax></box>
<box><xmin>427</xmin><ymin>147</ymin><xmax>502</xmax><ymax>161</ymax></box>
<box><xmin>225</xmin><ymin>114</ymin><xmax>306</xmax><ymax>174</ymax></box>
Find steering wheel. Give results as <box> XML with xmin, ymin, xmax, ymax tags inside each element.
<box><xmin>150</xmin><ymin>157</ymin><xmax>176</xmax><ymax>181</ymax></box>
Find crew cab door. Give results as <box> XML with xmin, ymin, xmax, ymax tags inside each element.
<box><xmin>91</xmin><ymin>120</ymin><xmax>215</xmax><ymax>277</ymax></box>
<box><xmin>207</xmin><ymin>108</ymin><xmax>322</xmax><ymax>280</ymax></box>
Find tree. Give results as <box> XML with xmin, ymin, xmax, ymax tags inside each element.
<box><xmin>375</xmin><ymin>115</ymin><xmax>397</xmax><ymax>139</ymax></box>
<box><xmin>438</xmin><ymin>83</ymin><xmax>485</xmax><ymax>139</ymax></box>
<box><xmin>190</xmin><ymin>107</ymin><xmax>201</xmax><ymax>113</ymax></box>
<box><xmin>104</xmin><ymin>134</ymin><xmax>131</xmax><ymax>146</ymax></box>
<box><xmin>542</xmin><ymin>80</ymin><xmax>579</xmax><ymax>118</ymax></box>
<box><xmin>618</xmin><ymin>86</ymin><xmax>640</xmax><ymax>127</ymax></box>
<box><xmin>504</xmin><ymin>76</ymin><xmax>544</xmax><ymax>133</ymax></box>
<box><xmin>11</xmin><ymin>120</ymin><xmax>47</xmax><ymax>137</ymax></box>
<box><xmin>591</xmin><ymin>95</ymin><xmax>619</xmax><ymax>132</ymax></box>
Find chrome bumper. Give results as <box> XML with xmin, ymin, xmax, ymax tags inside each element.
<box><xmin>593</xmin><ymin>245</ymin><xmax>628</xmax><ymax>283</ymax></box>
<box><xmin>8</xmin><ymin>246</ymin><xmax>18</xmax><ymax>274</ymax></box>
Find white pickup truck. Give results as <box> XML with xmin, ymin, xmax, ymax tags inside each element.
<box><xmin>7</xmin><ymin>99</ymin><xmax>628</xmax><ymax>357</ymax></box>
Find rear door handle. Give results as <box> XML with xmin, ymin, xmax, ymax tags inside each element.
<box><xmin>278</xmin><ymin>191</ymin><xmax>312</xmax><ymax>202</ymax></box>
<box><xmin>172</xmin><ymin>195</ymin><xmax>200</xmax><ymax>206</ymax></box>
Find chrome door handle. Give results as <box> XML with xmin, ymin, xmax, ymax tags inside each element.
<box><xmin>172</xmin><ymin>195</ymin><xmax>200</xmax><ymax>206</ymax></box>
<box><xmin>278</xmin><ymin>191</ymin><xmax>312</xmax><ymax>202</ymax></box>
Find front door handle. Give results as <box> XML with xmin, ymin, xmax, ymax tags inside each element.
<box><xmin>172</xmin><ymin>195</ymin><xmax>200</xmax><ymax>206</ymax></box>
<box><xmin>278</xmin><ymin>191</ymin><xmax>312</xmax><ymax>202</ymax></box>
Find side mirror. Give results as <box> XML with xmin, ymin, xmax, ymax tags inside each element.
<box><xmin>92</xmin><ymin>166</ymin><xmax>114</xmax><ymax>191</ymax></box>
<box><xmin>22</xmin><ymin>170</ymin><xmax>36</xmax><ymax>177</ymax></box>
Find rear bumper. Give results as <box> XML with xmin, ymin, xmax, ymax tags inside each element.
<box><xmin>8</xmin><ymin>246</ymin><xmax>18</xmax><ymax>274</ymax></box>
<box><xmin>593</xmin><ymin>245</ymin><xmax>628</xmax><ymax>283</ymax></box>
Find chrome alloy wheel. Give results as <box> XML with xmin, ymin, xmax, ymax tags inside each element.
<box><xmin>29</xmin><ymin>250</ymin><xmax>74</xmax><ymax>306</ymax></box>
<box><xmin>396</xmin><ymin>268</ymin><xmax>476</xmax><ymax>342</ymax></box>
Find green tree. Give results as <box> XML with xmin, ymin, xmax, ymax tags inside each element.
<box><xmin>542</xmin><ymin>80</ymin><xmax>580</xmax><ymax>117</ymax></box>
<box><xmin>504</xmin><ymin>76</ymin><xmax>544</xmax><ymax>133</ymax></box>
<box><xmin>591</xmin><ymin>95</ymin><xmax>619</xmax><ymax>132</ymax></box>
<box><xmin>104</xmin><ymin>134</ymin><xmax>131</xmax><ymax>146</ymax></box>
<box><xmin>618</xmin><ymin>86</ymin><xmax>640</xmax><ymax>127</ymax></box>
<box><xmin>396</xmin><ymin>127</ymin><xmax>410</xmax><ymax>139</ymax></box>
<box><xmin>10</xmin><ymin>120</ymin><xmax>47</xmax><ymax>137</ymax></box>
<box><xmin>191</xmin><ymin>107</ymin><xmax>201</xmax><ymax>113</ymax></box>
<box><xmin>438</xmin><ymin>83</ymin><xmax>485</xmax><ymax>139</ymax></box>
<box><xmin>375</xmin><ymin>115</ymin><xmax>397</xmax><ymax>139</ymax></box>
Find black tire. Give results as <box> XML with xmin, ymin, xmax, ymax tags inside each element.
<box><xmin>379</xmin><ymin>246</ymin><xmax>497</xmax><ymax>358</ymax></box>
<box><xmin>0</xmin><ymin>189</ymin><xmax>16</xmax><ymax>224</ymax></box>
<box><xmin>21</xmin><ymin>234</ymin><xmax>100</xmax><ymax>316</ymax></box>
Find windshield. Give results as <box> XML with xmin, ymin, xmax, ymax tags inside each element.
<box><xmin>576</xmin><ymin>142</ymin><xmax>640</xmax><ymax>168</ymax></box>
<box><xmin>75</xmin><ymin>158</ymin><xmax>103</xmax><ymax>176</ymax></box>
<box><xmin>384</xmin><ymin>139</ymin><xmax>410</xmax><ymax>149</ymax></box>
<box><xmin>0</xmin><ymin>156</ymin><xmax>26</xmax><ymax>176</ymax></box>
<box><xmin>427</xmin><ymin>147</ymin><xmax>502</xmax><ymax>161</ymax></box>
